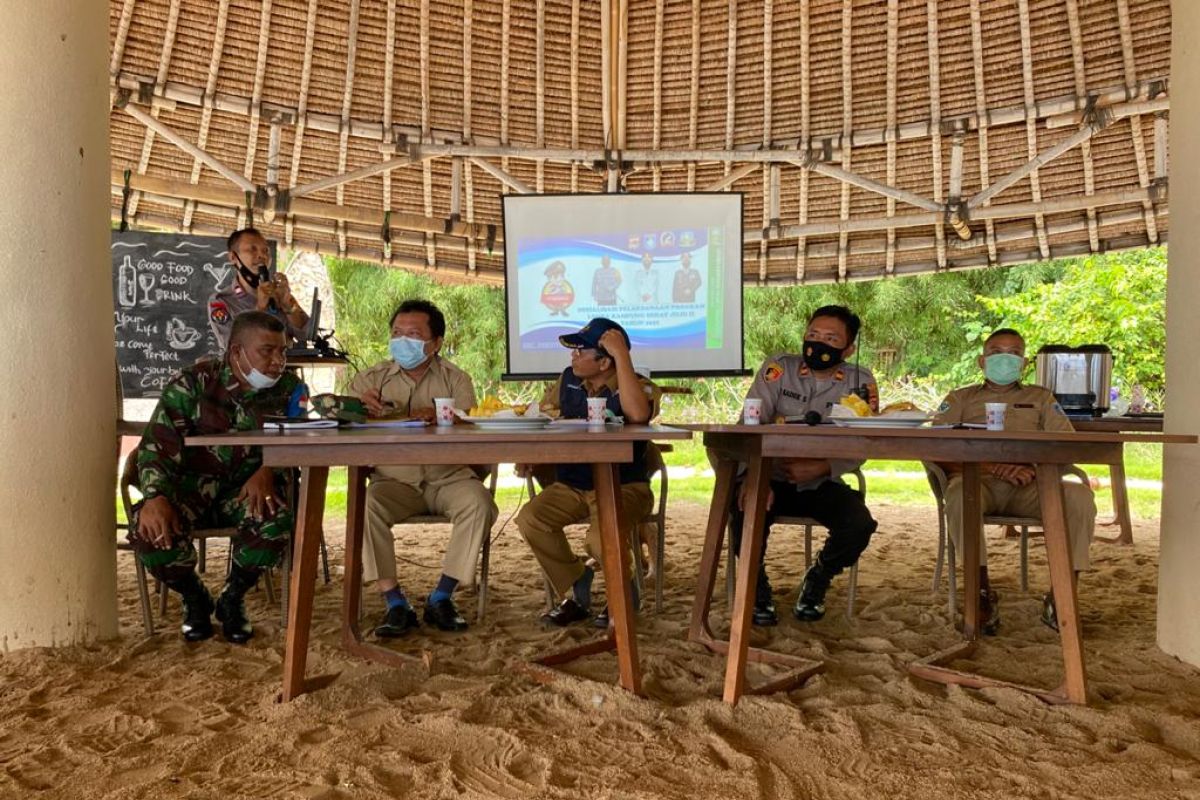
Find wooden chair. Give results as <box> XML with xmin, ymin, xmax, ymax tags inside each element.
<box><xmin>925</xmin><ymin>462</ymin><xmax>1090</xmax><ymax>617</ymax></box>
<box><xmin>376</xmin><ymin>466</ymin><xmax>500</xmax><ymax>623</ymax></box>
<box><xmin>724</xmin><ymin>468</ymin><xmax>867</xmax><ymax>619</ymax></box>
<box><xmin>526</xmin><ymin>443</ymin><xmax>669</xmax><ymax>613</ymax></box>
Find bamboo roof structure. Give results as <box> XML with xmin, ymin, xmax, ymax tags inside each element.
<box><xmin>108</xmin><ymin>0</ymin><xmax>1170</xmax><ymax>285</ymax></box>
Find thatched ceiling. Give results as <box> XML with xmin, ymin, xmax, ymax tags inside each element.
<box><xmin>108</xmin><ymin>0</ymin><xmax>1170</xmax><ymax>285</ymax></box>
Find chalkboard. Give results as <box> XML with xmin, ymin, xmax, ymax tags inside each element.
<box><xmin>111</xmin><ymin>231</ymin><xmax>234</xmax><ymax>399</ymax></box>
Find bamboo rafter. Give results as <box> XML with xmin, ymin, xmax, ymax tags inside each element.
<box><xmin>108</xmin><ymin>0</ymin><xmax>1171</xmax><ymax>286</ymax></box>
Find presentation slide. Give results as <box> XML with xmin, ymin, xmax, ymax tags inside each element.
<box><xmin>502</xmin><ymin>193</ymin><xmax>744</xmax><ymax>378</ymax></box>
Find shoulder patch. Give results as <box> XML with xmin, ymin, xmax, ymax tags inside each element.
<box><xmin>763</xmin><ymin>362</ymin><xmax>784</xmax><ymax>383</ymax></box>
<box><xmin>209</xmin><ymin>300</ymin><xmax>230</xmax><ymax>325</ymax></box>
<box><xmin>937</xmin><ymin>401</ymin><xmax>951</xmax><ymax>413</ymax></box>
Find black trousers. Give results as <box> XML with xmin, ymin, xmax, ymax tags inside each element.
<box><xmin>729</xmin><ymin>478</ymin><xmax>878</xmax><ymax>604</ymax></box>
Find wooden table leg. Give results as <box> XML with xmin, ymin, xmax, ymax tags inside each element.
<box><xmin>281</xmin><ymin>466</ymin><xmax>328</xmax><ymax>702</ymax></box>
<box><xmin>1036</xmin><ymin>463</ymin><xmax>1088</xmax><ymax>703</ymax></box>
<box><xmin>526</xmin><ymin>462</ymin><xmax>643</xmax><ymax>695</ymax></box>
<box><xmin>1096</xmin><ymin>457</ymin><xmax>1134</xmax><ymax>546</ymax></box>
<box><xmin>910</xmin><ymin>462</ymin><xmax>1089</xmax><ymax>705</ymax></box>
<box><xmin>594</xmin><ymin>462</ymin><xmax>641</xmax><ymax>694</ymax></box>
<box><xmin>686</xmin><ymin>452</ymin><xmax>824</xmax><ymax>704</ymax></box>
<box><xmin>960</xmin><ymin>463</ymin><xmax>982</xmax><ymax>640</ymax></box>
<box><xmin>688</xmin><ymin>457</ymin><xmax>737</xmax><ymax>642</ymax></box>
<box><xmin>723</xmin><ymin>454</ymin><xmax>772</xmax><ymax>704</ymax></box>
<box><xmin>340</xmin><ymin>466</ymin><xmax>430</xmax><ymax>670</ymax></box>
<box><xmin>341</xmin><ymin>466</ymin><xmax>369</xmax><ymax>649</ymax></box>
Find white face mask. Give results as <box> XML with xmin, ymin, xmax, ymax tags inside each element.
<box><xmin>237</xmin><ymin>349</ymin><xmax>281</xmax><ymax>390</ymax></box>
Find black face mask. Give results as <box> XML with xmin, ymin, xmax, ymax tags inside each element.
<box><xmin>802</xmin><ymin>339</ymin><xmax>846</xmax><ymax>370</ymax></box>
<box><xmin>232</xmin><ymin>253</ymin><xmax>266</xmax><ymax>288</ymax></box>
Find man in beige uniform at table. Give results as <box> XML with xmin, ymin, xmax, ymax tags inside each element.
<box><xmin>348</xmin><ymin>299</ymin><xmax>498</xmax><ymax>637</ymax></box>
<box><xmin>931</xmin><ymin>328</ymin><xmax>1096</xmax><ymax>635</ymax></box>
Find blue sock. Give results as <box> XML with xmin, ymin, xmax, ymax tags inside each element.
<box><xmin>429</xmin><ymin>574</ymin><xmax>459</xmax><ymax>604</ymax></box>
<box><xmin>383</xmin><ymin>587</ymin><xmax>409</xmax><ymax>609</ymax></box>
<box><xmin>572</xmin><ymin>566</ymin><xmax>595</xmax><ymax>609</ymax></box>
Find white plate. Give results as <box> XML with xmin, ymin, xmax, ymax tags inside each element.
<box><xmin>830</xmin><ymin>416</ymin><xmax>931</xmax><ymax>428</ymax></box>
<box><xmin>463</xmin><ymin>415</ymin><xmax>554</xmax><ymax>430</ymax></box>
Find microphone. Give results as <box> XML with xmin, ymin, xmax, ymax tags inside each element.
<box><xmin>258</xmin><ymin>265</ymin><xmax>277</xmax><ymax>312</ymax></box>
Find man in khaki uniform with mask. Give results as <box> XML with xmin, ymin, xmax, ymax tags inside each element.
<box><xmin>347</xmin><ymin>299</ymin><xmax>498</xmax><ymax>637</ymax></box>
<box><xmin>931</xmin><ymin>328</ymin><xmax>1096</xmax><ymax>635</ymax></box>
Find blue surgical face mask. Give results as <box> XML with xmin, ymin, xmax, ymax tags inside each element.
<box><xmin>984</xmin><ymin>353</ymin><xmax>1024</xmax><ymax>386</ymax></box>
<box><xmin>390</xmin><ymin>336</ymin><xmax>430</xmax><ymax>370</ymax></box>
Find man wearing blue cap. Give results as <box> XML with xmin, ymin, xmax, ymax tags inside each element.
<box><xmin>516</xmin><ymin>317</ymin><xmax>661</xmax><ymax>627</ymax></box>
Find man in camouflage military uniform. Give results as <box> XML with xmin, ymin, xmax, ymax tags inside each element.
<box><xmin>931</xmin><ymin>328</ymin><xmax>1096</xmax><ymax>634</ymax></box>
<box><xmin>730</xmin><ymin>305</ymin><xmax>879</xmax><ymax>626</ymax></box>
<box><xmin>207</xmin><ymin>228</ymin><xmax>309</xmax><ymax>352</ymax></box>
<box><xmin>128</xmin><ymin>312</ymin><xmax>308</xmax><ymax>643</ymax></box>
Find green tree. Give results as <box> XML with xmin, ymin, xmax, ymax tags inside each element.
<box><xmin>951</xmin><ymin>248</ymin><xmax>1166</xmax><ymax>396</ymax></box>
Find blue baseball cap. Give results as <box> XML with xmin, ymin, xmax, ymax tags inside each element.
<box><xmin>559</xmin><ymin>317</ymin><xmax>631</xmax><ymax>352</ymax></box>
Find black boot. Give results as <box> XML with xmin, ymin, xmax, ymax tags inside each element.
<box><xmin>793</xmin><ymin>561</ymin><xmax>834</xmax><ymax>622</ymax></box>
<box><xmin>167</xmin><ymin>572</ymin><xmax>214</xmax><ymax>642</ymax></box>
<box><xmin>215</xmin><ymin>564</ymin><xmax>259</xmax><ymax>644</ymax></box>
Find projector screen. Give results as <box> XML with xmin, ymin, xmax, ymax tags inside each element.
<box><xmin>501</xmin><ymin>193</ymin><xmax>744</xmax><ymax>379</ymax></box>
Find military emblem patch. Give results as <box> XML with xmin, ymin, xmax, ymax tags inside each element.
<box><xmin>209</xmin><ymin>300</ymin><xmax>230</xmax><ymax>325</ymax></box>
<box><xmin>764</xmin><ymin>362</ymin><xmax>784</xmax><ymax>382</ymax></box>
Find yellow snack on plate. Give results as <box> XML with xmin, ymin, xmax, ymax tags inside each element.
<box><xmin>469</xmin><ymin>396</ymin><xmax>506</xmax><ymax>417</ymax></box>
<box><xmin>838</xmin><ymin>393</ymin><xmax>873</xmax><ymax>417</ymax></box>
<box><xmin>880</xmin><ymin>401</ymin><xmax>920</xmax><ymax>415</ymax></box>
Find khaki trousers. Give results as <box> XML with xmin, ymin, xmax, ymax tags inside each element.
<box><xmin>363</xmin><ymin>475</ymin><xmax>498</xmax><ymax>586</ymax></box>
<box><xmin>516</xmin><ymin>481</ymin><xmax>653</xmax><ymax>599</ymax></box>
<box><xmin>944</xmin><ymin>473</ymin><xmax>1096</xmax><ymax>572</ymax></box>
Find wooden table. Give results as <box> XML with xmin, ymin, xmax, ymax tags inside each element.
<box><xmin>1071</xmin><ymin>416</ymin><xmax>1164</xmax><ymax>545</ymax></box>
<box><xmin>188</xmin><ymin>424</ymin><xmax>691</xmax><ymax>702</ymax></box>
<box><xmin>688</xmin><ymin>423</ymin><xmax>1191</xmax><ymax>707</ymax></box>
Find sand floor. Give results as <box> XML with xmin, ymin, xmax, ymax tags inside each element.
<box><xmin>2</xmin><ymin>502</ymin><xmax>1199</xmax><ymax>800</ymax></box>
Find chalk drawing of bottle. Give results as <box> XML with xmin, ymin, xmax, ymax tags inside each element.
<box><xmin>117</xmin><ymin>256</ymin><xmax>138</xmax><ymax>308</ymax></box>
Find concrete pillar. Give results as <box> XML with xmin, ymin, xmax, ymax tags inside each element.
<box><xmin>1159</xmin><ymin>1</ymin><xmax>1200</xmax><ymax>666</ymax></box>
<box><xmin>0</xmin><ymin>0</ymin><xmax>118</xmax><ymax>646</ymax></box>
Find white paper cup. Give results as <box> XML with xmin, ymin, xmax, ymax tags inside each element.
<box><xmin>984</xmin><ymin>402</ymin><xmax>1007</xmax><ymax>431</ymax></box>
<box><xmin>743</xmin><ymin>398</ymin><xmax>763</xmax><ymax>425</ymax></box>
<box><xmin>586</xmin><ymin>397</ymin><xmax>608</xmax><ymax>427</ymax></box>
<box><xmin>434</xmin><ymin>397</ymin><xmax>456</xmax><ymax>427</ymax></box>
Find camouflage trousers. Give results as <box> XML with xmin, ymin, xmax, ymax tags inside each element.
<box><xmin>128</xmin><ymin>472</ymin><xmax>293</xmax><ymax>585</ymax></box>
